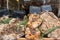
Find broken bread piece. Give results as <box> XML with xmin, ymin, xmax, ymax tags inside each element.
<box><xmin>26</xmin><ymin>14</ymin><xmax>41</xmax><ymax>40</ymax></box>
<box><xmin>25</xmin><ymin>27</ymin><xmax>40</xmax><ymax>40</ymax></box>
<box><xmin>27</xmin><ymin>14</ymin><xmax>42</xmax><ymax>28</ymax></box>
<box><xmin>40</xmin><ymin>12</ymin><xmax>60</xmax><ymax>38</ymax></box>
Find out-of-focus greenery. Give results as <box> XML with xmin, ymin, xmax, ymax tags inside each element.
<box><xmin>16</xmin><ymin>15</ymin><xmax>28</xmax><ymax>32</ymax></box>
<box><xmin>39</xmin><ymin>26</ymin><xmax>60</xmax><ymax>38</ymax></box>
<box><xmin>0</xmin><ymin>18</ymin><xmax>12</xmax><ymax>24</ymax></box>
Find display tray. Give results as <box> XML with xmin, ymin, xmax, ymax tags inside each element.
<box><xmin>41</xmin><ymin>5</ymin><xmax>52</xmax><ymax>12</ymax></box>
<box><xmin>17</xmin><ymin>38</ymin><xmax>60</xmax><ymax>40</ymax></box>
<box><xmin>0</xmin><ymin>9</ymin><xmax>9</xmax><ymax>17</ymax></box>
<box><xmin>29</xmin><ymin>6</ymin><xmax>41</xmax><ymax>14</ymax></box>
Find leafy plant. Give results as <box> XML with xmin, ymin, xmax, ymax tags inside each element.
<box><xmin>38</xmin><ymin>25</ymin><xmax>60</xmax><ymax>39</ymax></box>
<box><xmin>0</xmin><ymin>18</ymin><xmax>12</xmax><ymax>24</ymax></box>
<box><xmin>16</xmin><ymin>15</ymin><xmax>28</xmax><ymax>33</ymax></box>
<box><xmin>19</xmin><ymin>15</ymin><xmax>28</xmax><ymax>26</ymax></box>
<box><xmin>41</xmin><ymin>26</ymin><xmax>60</xmax><ymax>38</ymax></box>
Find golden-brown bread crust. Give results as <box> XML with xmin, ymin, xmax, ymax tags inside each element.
<box><xmin>26</xmin><ymin>14</ymin><xmax>41</xmax><ymax>40</ymax></box>
<box><xmin>27</xmin><ymin>14</ymin><xmax>42</xmax><ymax>28</ymax></box>
<box><xmin>25</xmin><ymin>27</ymin><xmax>40</xmax><ymax>40</ymax></box>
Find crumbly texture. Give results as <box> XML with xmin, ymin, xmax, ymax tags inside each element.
<box><xmin>25</xmin><ymin>14</ymin><xmax>41</xmax><ymax>40</ymax></box>
<box><xmin>40</xmin><ymin>12</ymin><xmax>60</xmax><ymax>38</ymax></box>
<box><xmin>0</xmin><ymin>12</ymin><xmax>60</xmax><ymax>40</ymax></box>
<box><xmin>0</xmin><ymin>17</ymin><xmax>25</xmax><ymax>40</ymax></box>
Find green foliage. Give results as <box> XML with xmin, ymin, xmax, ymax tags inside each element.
<box><xmin>0</xmin><ymin>18</ymin><xmax>12</xmax><ymax>24</ymax></box>
<box><xmin>16</xmin><ymin>15</ymin><xmax>28</xmax><ymax>32</ymax></box>
<box><xmin>38</xmin><ymin>25</ymin><xmax>60</xmax><ymax>38</ymax></box>
<box><xmin>19</xmin><ymin>15</ymin><xmax>28</xmax><ymax>26</ymax></box>
<box><xmin>41</xmin><ymin>26</ymin><xmax>60</xmax><ymax>38</ymax></box>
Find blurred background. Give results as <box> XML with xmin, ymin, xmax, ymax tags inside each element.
<box><xmin>0</xmin><ymin>0</ymin><xmax>60</xmax><ymax>17</ymax></box>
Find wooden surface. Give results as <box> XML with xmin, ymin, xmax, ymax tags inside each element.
<box><xmin>43</xmin><ymin>38</ymin><xmax>60</xmax><ymax>40</ymax></box>
<box><xmin>17</xmin><ymin>38</ymin><xmax>60</xmax><ymax>40</ymax></box>
<box><xmin>17</xmin><ymin>38</ymin><xmax>26</xmax><ymax>40</ymax></box>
